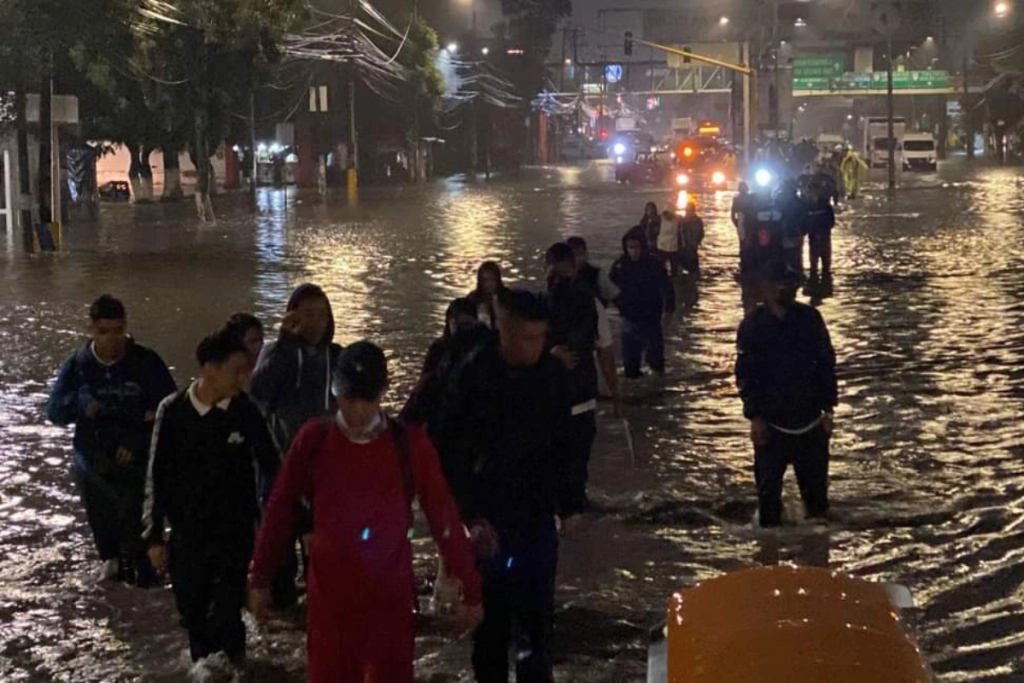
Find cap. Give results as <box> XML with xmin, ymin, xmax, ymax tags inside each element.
<box><xmin>331</xmin><ymin>341</ymin><xmax>388</xmax><ymax>401</ymax></box>
<box><xmin>763</xmin><ymin>260</ymin><xmax>804</xmax><ymax>284</ymax></box>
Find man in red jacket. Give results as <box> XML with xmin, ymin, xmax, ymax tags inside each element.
<box><xmin>247</xmin><ymin>341</ymin><xmax>483</xmax><ymax>682</ymax></box>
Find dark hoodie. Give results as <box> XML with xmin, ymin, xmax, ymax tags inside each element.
<box><xmin>250</xmin><ymin>284</ymin><xmax>342</xmax><ymax>453</ymax></box>
<box><xmin>48</xmin><ymin>339</ymin><xmax>176</xmax><ymax>482</ymax></box>
<box><xmin>609</xmin><ymin>232</ymin><xmax>676</xmax><ymax>324</ymax></box>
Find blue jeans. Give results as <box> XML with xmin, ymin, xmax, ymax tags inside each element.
<box><xmin>622</xmin><ymin>318</ymin><xmax>665</xmax><ymax>378</ymax></box>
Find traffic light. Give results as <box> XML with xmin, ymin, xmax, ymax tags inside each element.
<box><xmin>625</xmin><ymin>31</ymin><xmax>633</xmax><ymax>56</ymax></box>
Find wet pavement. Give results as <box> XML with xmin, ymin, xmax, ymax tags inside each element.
<box><xmin>2</xmin><ymin>161</ymin><xmax>1024</xmax><ymax>681</ymax></box>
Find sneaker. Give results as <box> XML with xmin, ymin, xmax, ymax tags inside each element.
<box><xmin>95</xmin><ymin>558</ymin><xmax>119</xmax><ymax>583</ymax></box>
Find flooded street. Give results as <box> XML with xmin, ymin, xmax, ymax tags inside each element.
<box><xmin>3</xmin><ymin>162</ymin><xmax>1024</xmax><ymax>681</ymax></box>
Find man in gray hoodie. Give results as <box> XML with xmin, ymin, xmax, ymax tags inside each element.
<box><xmin>250</xmin><ymin>283</ymin><xmax>342</xmax><ymax>607</ymax></box>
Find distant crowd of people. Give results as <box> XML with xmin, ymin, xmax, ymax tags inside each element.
<box><xmin>46</xmin><ymin>181</ymin><xmax>839</xmax><ymax>681</ymax></box>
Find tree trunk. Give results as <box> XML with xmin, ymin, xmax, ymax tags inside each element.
<box><xmin>14</xmin><ymin>83</ymin><xmax>34</xmax><ymax>251</ymax></box>
<box><xmin>37</xmin><ymin>66</ymin><xmax>53</xmax><ymax>224</ymax></box>
<box><xmin>193</xmin><ymin>114</ymin><xmax>215</xmax><ymax>223</ymax></box>
<box><xmin>138</xmin><ymin>144</ymin><xmax>154</xmax><ymax>201</ymax></box>
<box><xmin>161</xmin><ymin>148</ymin><xmax>183</xmax><ymax>201</ymax></box>
<box><xmin>125</xmin><ymin>142</ymin><xmax>144</xmax><ymax>203</ymax></box>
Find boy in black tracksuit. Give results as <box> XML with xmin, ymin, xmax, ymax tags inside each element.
<box><xmin>47</xmin><ymin>295</ymin><xmax>176</xmax><ymax>586</ymax></box>
<box><xmin>143</xmin><ymin>329</ymin><xmax>279</xmax><ymax>666</ymax></box>
<box><xmin>736</xmin><ymin>262</ymin><xmax>838</xmax><ymax>527</ymax></box>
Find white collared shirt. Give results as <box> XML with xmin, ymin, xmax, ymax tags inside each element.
<box><xmin>188</xmin><ymin>381</ymin><xmax>232</xmax><ymax>416</ymax></box>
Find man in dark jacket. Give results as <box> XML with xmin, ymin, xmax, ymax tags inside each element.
<box><xmin>609</xmin><ymin>230</ymin><xmax>676</xmax><ymax>378</ymax></box>
<box><xmin>143</xmin><ymin>328</ymin><xmax>279</xmax><ymax>675</ymax></box>
<box><xmin>432</xmin><ymin>288</ymin><xmax>573</xmax><ymax>683</ymax></box>
<box><xmin>735</xmin><ymin>262</ymin><xmax>838</xmax><ymax>527</ymax></box>
<box><xmin>805</xmin><ymin>185</ymin><xmax>837</xmax><ymax>281</ymax></box>
<box><xmin>47</xmin><ymin>295</ymin><xmax>176</xmax><ymax>585</ymax></box>
<box><xmin>250</xmin><ymin>283</ymin><xmax>342</xmax><ymax>607</ymax></box>
<box><xmin>677</xmin><ymin>202</ymin><xmax>705</xmax><ymax>275</ymax></box>
<box><xmin>731</xmin><ymin>182</ymin><xmax>756</xmax><ymax>275</ymax></box>
<box><xmin>546</xmin><ymin>242</ymin><xmax>600</xmax><ymax>514</ymax></box>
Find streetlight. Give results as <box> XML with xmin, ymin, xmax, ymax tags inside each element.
<box><xmin>446</xmin><ymin>42</ymin><xmax>458</xmax><ymax>54</ymax></box>
<box><xmin>795</xmin><ymin>17</ymin><xmax>808</xmax><ymax>27</ymax></box>
<box><xmin>719</xmin><ymin>16</ymin><xmax>730</xmax><ymax>26</ymax></box>
<box><xmin>995</xmin><ymin>1</ymin><xmax>1010</xmax><ymax>18</ymax></box>
<box><xmin>481</xmin><ymin>47</ymin><xmax>489</xmax><ymax>55</ymax></box>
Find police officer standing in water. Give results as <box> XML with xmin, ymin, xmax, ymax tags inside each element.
<box><xmin>735</xmin><ymin>262</ymin><xmax>838</xmax><ymax>527</ymax></box>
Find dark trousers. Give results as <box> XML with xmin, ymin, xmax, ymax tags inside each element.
<box><xmin>622</xmin><ymin>318</ymin><xmax>665</xmax><ymax>378</ymax></box>
<box><xmin>679</xmin><ymin>247</ymin><xmax>699</xmax><ymax>275</ymax></box>
<box><xmin>72</xmin><ymin>451</ymin><xmax>153</xmax><ymax>584</ymax></box>
<box><xmin>473</xmin><ymin>523</ymin><xmax>558</xmax><ymax>683</ymax></box>
<box><xmin>170</xmin><ymin>536</ymin><xmax>251</xmax><ymax>662</ymax></box>
<box><xmin>754</xmin><ymin>425</ymin><xmax>830</xmax><ymax>527</ymax></box>
<box><xmin>561</xmin><ymin>411</ymin><xmax>597</xmax><ymax>515</ymax></box>
<box><xmin>808</xmin><ymin>231</ymin><xmax>833</xmax><ymax>278</ymax></box>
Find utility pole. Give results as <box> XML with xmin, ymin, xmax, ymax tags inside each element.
<box><xmin>963</xmin><ymin>47</ymin><xmax>974</xmax><ymax>161</ymax></box>
<box><xmin>886</xmin><ymin>30</ymin><xmax>897</xmax><ymax>199</ymax></box>
<box><xmin>14</xmin><ymin>83</ymin><xmax>33</xmax><ymax>251</ymax></box>
<box><xmin>249</xmin><ymin>90</ymin><xmax>257</xmax><ymax>205</ymax></box>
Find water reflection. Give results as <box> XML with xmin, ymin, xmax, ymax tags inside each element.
<box><xmin>1</xmin><ymin>165</ymin><xmax>1024</xmax><ymax>680</ymax></box>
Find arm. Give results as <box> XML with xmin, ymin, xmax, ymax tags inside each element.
<box><xmin>594</xmin><ymin>299</ymin><xmax>621</xmax><ymax>412</ymax></box>
<box><xmin>244</xmin><ymin>399</ymin><xmax>282</xmax><ymax>502</ymax></box>
<box><xmin>407</xmin><ymin>427</ymin><xmax>482</xmax><ymax>606</ymax></box>
<box><xmin>598</xmin><ymin>267</ymin><xmax>621</xmax><ymax>304</ymax></box>
<box><xmin>144</xmin><ymin>352</ymin><xmax>177</xmax><ymax>414</ymax></box>
<box><xmin>814</xmin><ymin>311</ymin><xmax>838</xmax><ymax>412</ymax></box>
<box><xmin>47</xmin><ymin>354</ymin><xmax>79</xmax><ymax>426</ymax></box>
<box><xmin>142</xmin><ymin>396</ymin><xmax>175</xmax><ymax>547</ymax></box>
<box><xmin>249</xmin><ymin>337</ymin><xmax>297</xmax><ymax>416</ymax></box>
<box><xmin>735</xmin><ymin>319</ymin><xmax>767</xmax><ymax>420</ymax></box>
<box><xmin>248</xmin><ymin>420</ymin><xmax>322</xmax><ymax>590</ymax></box>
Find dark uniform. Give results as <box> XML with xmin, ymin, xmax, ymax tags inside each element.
<box><xmin>736</xmin><ymin>302</ymin><xmax>838</xmax><ymax>527</ymax></box>
<box><xmin>433</xmin><ymin>335</ymin><xmax>573</xmax><ymax>683</ymax></box>
<box><xmin>143</xmin><ymin>386</ymin><xmax>279</xmax><ymax>662</ymax></box>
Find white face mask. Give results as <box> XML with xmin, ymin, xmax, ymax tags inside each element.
<box><xmin>335</xmin><ymin>409</ymin><xmax>385</xmax><ymax>444</ymax></box>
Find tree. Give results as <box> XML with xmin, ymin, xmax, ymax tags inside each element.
<box><xmin>134</xmin><ymin>0</ymin><xmax>303</xmax><ymax>220</ymax></box>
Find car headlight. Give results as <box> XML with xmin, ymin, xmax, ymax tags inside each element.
<box><xmin>712</xmin><ymin>171</ymin><xmax>726</xmax><ymax>185</ymax></box>
<box><xmin>616</xmin><ymin>156</ymin><xmax>623</xmax><ymax>164</ymax></box>
<box><xmin>675</xmin><ymin>173</ymin><xmax>689</xmax><ymax>186</ymax></box>
<box><xmin>755</xmin><ymin>169</ymin><xmax>773</xmax><ymax>187</ymax></box>
<box><xmin>613</xmin><ymin>143</ymin><xmax>626</xmax><ymax>155</ymax></box>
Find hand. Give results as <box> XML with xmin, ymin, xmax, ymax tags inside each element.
<box><xmin>247</xmin><ymin>587</ymin><xmax>272</xmax><ymax>623</ymax></box>
<box><xmin>550</xmin><ymin>346</ymin><xmax>579</xmax><ymax>371</ymax></box>
<box><xmin>147</xmin><ymin>544</ymin><xmax>168</xmax><ymax>576</ymax></box>
<box><xmin>116</xmin><ymin>447</ymin><xmax>133</xmax><ymax>466</ymax></box>
<box><xmin>85</xmin><ymin>399</ymin><xmax>102</xmax><ymax>419</ymax></box>
<box><xmin>469</xmin><ymin>520</ymin><xmax>500</xmax><ymax>560</ymax></box>
<box><xmin>750</xmin><ymin>417</ymin><xmax>770</xmax><ymax>448</ymax></box>
<box><xmin>454</xmin><ymin>602</ymin><xmax>484</xmax><ymax>635</ymax></box>
<box><xmin>821</xmin><ymin>413</ymin><xmax>835</xmax><ymax>438</ymax></box>
<box><xmin>281</xmin><ymin>310</ymin><xmax>303</xmax><ymax>337</ymax></box>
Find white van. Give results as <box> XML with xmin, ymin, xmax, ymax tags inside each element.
<box><xmin>903</xmin><ymin>133</ymin><xmax>937</xmax><ymax>172</ymax></box>
<box><xmin>865</xmin><ymin>117</ymin><xmax>906</xmax><ymax>169</ymax></box>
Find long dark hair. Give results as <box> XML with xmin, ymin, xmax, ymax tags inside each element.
<box><xmin>475</xmin><ymin>261</ymin><xmax>504</xmax><ymax>295</ymax></box>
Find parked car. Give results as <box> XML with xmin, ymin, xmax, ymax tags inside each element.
<box><xmin>98</xmin><ymin>181</ymin><xmax>131</xmax><ymax>201</ymax></box>
<box><xmin>647</xmin><ymin>565</ymin><xmax>931</xmax><ymax>683</ymax></box>
<box><xmin>615</xmin><ymin>151</ymin><xmax>673</xmax><ymax>184</ymax></box>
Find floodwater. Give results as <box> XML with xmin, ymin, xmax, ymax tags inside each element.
<box><xmin>2</xmin><ymin>163</ymin><xmax>1024</xmax><ymax>681</ymax></box>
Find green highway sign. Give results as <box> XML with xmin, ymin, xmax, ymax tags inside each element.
<box><xmin>792</xmin><ymin>54</ymin><xmax>847</xmax><ymax>79</ymax></box>
<box><xmin>794</xmin><ymin>70</ymin><xmax>952</xmax><ymax>92</ymax></box>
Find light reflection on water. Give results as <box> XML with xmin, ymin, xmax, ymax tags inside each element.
<box><xmin>1</xmin><ymin>164</ymin><xmax>1024</xmax><ymax>681</ymax></box>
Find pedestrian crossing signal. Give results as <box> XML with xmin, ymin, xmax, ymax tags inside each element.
<box><xmin>624</xmin><ymin>32</ymin><xmax>633</xmax><ymax>56</ymax></box>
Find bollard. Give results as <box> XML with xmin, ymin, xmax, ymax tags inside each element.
<box><xmin>346</xmin><ymin>168</ymin><xmax>358</xmax><ymax>201</ymax></box>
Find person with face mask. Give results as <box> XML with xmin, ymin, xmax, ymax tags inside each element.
<box><xmin>735</xmin><ymin>262</ymin><xmax>838</xmax><ymax>528</ymax></box>
<box><xmin>250</xmin><ymin>283</ymin><xmax>342</xmax><ymax>607</ymax></box>
<box><xmin>431</xmin><ymin>289</ymin><xmax>574</xmax><ymax>683</ymax></box>
<box><xmin>47</xmin><ymin>294</ymin><xmax>177</xmax><ymax>586</ymax></box>
<box><xmin>247</xmin><ymin>342</ymin><xmax>483</xmax><ymax>683</ymax></box>
<box><xmin>142</xmin><ymin>328</ymin><xmax>279</xmax><ymax>680</ymax></box>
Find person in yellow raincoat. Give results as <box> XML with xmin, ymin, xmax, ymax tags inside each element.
<box><xmin>841</xmin><ymin>148</ymin><xmax>869</xmax><ymax>200</ymax></box>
